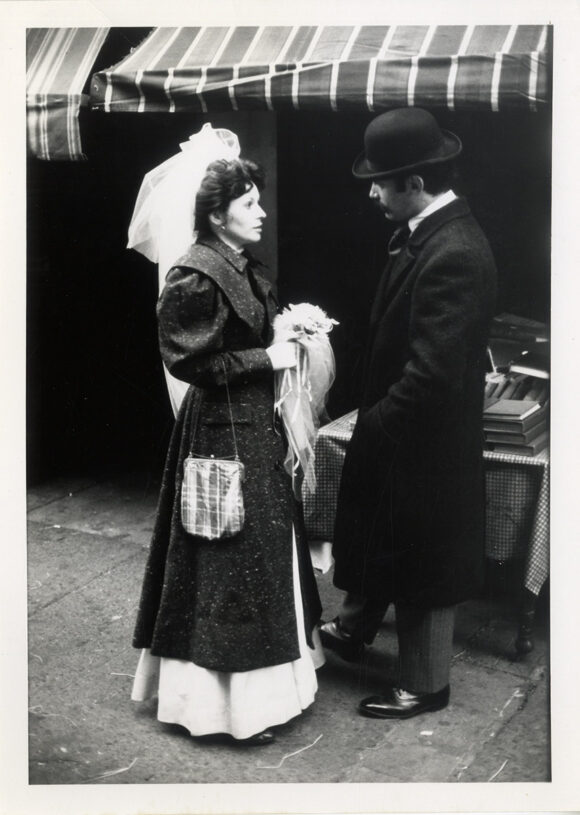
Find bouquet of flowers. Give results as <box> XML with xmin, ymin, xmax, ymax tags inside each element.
<box><xmin>273</xmin><ymin>303</ymin><xmax>339</xmax><ymax>499</ymax></box>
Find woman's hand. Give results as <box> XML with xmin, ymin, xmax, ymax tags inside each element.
<box><xmin>266</xmin><ymin>341</ymin><xmax>297</xmax><ymax>370</ymax></box>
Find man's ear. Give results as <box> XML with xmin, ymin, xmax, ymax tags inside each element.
<box><xmin>407</xmin><ymin>174</ymin><xmax>425</xmax><ymax>194</ymax></box>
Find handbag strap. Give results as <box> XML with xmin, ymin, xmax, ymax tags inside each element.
<box><xmin>221</xmin><ymin>357</ymin><xmax>240</xmax><ymax>460</ymax></box>
<box><xmin>189</xmin><ymin>357</ymin><xmax>240</xmax><ymax>460</ymax></box>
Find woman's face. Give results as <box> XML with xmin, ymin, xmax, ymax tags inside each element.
<box><xmin>217</xmin><ymin>184</ymin><xmax>266</xmax><ymax>251</ymax></box>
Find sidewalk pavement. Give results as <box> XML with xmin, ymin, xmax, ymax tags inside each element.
<box><xmin>27</xmin><ymin>470</ymin><xmax>549</xmax><ymax>786</ymax></box>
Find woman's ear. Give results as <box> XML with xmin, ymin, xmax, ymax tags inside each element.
<box><xmin>208</xmin><ymin>212</ymin><xmax>224</xmax><ymax>230</ymax></box>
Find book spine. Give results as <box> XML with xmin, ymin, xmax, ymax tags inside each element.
<box><xmin>484</xmin><ymin>422</ymin><xmax>546</xmax><ymax>444</ymax></box>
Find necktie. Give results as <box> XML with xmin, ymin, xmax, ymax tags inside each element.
<box><xmin>387</xmin><ymin>225</ymin><xmax>411</xmax><ymax>255</ymax></box>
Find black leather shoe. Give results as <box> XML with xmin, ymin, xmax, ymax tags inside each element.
<box><xmin>319</xmin><ymin>618</ymin><xmax>365</xmax><ymax>662</ymax></box>
<box><xmin>238</xmin><ymin>728</ymin><xmax>275</xmax><ymax>746</ymax></box>
<box><xmin>359</xmin><ymin>685</ymin><xmax>450</xmax><ymax>719</ymax></box>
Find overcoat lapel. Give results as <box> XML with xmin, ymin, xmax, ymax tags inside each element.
<box><xmin>378</xmin><ymin>197</ymin><xmax>472</xmax><ymax>315</ymax></box>
<box><xmin>245</xmin><ymin>259</ymin><xmax>279</xmax><ymax>331</ymax></box>
<box><xmin>369</xmin><ymin>264</ymin><xmax>393</xmax><ymax>325</ymax></box>
<box><xmin>379</xmin><ymin>248</ymin><xmax>415</xmax><ymax>314</ymax></box>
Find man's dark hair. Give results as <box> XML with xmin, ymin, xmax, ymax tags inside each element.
<box><xmin>392</xmin><ymin>160</ymin><xmax>458</xmax><ymax>194</ymax></box>
<box><xmin>195</xmin><ymin>158</ymin><xmax>265</xmax><ymax>238</ymax></box>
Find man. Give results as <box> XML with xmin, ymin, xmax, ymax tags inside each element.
<box><xmin>320</xmin><ymin>108</ymin><xmax>497</xmax><ymax>719</ymax></box>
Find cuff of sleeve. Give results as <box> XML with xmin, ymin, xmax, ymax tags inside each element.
<box><xmin>243</xmin><ymin>348</ymin><xmax>273</xmax><ymax>374</ymax></box>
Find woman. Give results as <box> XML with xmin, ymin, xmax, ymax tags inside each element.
<box><xmin>130</xmin><ymin>133</ymin><xmax>324</xmax><ymax>746</ymax></box>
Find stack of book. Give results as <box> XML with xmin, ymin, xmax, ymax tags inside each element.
<box><xmin>483</xmin><ymin>398</ymin><xmax>549</xmax><ymax>456</ymax></box>
<box><xmin>484</xmin><ymin>372</ymin><xmax>548</xmax><ymax>405</ymax></box>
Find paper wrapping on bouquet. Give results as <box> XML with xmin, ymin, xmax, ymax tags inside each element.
<box><xmin>181</xmin><ymin>456</ymin><xmax>245</xmax><ymax>540</ymax></box>
<box><xmin>273</xmin><ymin>304</ymin><xmax>338</xmax><ymax>500</ymax></box>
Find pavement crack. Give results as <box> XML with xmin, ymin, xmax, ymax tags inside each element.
<box><xmin>27</xmin><ymin>551</ymin><xmax>144</xmax><ymax>618</ymax></box>
<box><xmin>448</xmin><ymin>673</ymin><xmax>543</xmax><ymax>781</ymax></box>
<box><xmin>27</xmin><ymin>479</ymin><xmax>104</xmax><ymax>511</ymax></box>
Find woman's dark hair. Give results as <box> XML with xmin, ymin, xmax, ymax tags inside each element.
<box><xmin>392</xmin><ymin>160</ymin><xmax>459</xmax><ymax>194</ymax></box>
<box><xmin>195</xmin><ymin>158</ymin><xmax>266</xmax><ymax>238</ymax></box>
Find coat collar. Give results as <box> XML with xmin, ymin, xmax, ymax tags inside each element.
<box><xmin>407</xmin><ymin>196</ymin><xmax>471</xmax><ymax>250</ymax></box>
<box><xmin>174</xmin><ymin>236</ymin><xmax>277</xmax><ymax>340</ymax></box>
<box><xmin>197</xmin><ymin>234</ymin><xmax>249</xmax><ymax>273</ymax></box>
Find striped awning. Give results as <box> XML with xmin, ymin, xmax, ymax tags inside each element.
<box><xmin>90</xmin><ymin>24</ymin><xmax>550</xmax><ymax>115</ymax></box>
<box><xmin>27</xmin><ymin>27</ymin><xmax>110</xmax><ymax>160</ymax></box>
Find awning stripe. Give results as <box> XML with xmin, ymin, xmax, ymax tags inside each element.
<box><xmin>29</xmin><ymin>29</ymin><xmax>78</xmax><ymax>159</ymax></box>
<box><xmin>146</xmin><ymin>26</ymin><xmax>183</xmax><ymax>70</ymax></box>
<box><xmin>90</xmin><ymin>25</ymin><xmax>551</xmax><ymax>115</ymax></box>
<box><xmin>165</xmin><ymin>68</ymin><xmax>176</xmax><ymax>113</ymax></box>
<box><xmin>350</xmin><ymin>26</ymin><xmax>390</xmax><ymax>61</ymax></box>
<box><xmin>303</xmin><ymin>26</ymin><xmax>324</xmax><ymax>61</ymax></box>
<box><xmin>198</xmin><ymin>66</ymin><xmax>209</xmax><ymax>113</ymax></box>
<box><xmin>502</xmin><ymin>24</ymin><xmax>518</xmax><ymax>54</ymax></box>
<box><xmin>420</xmin><ymin>25</ymin><xmax>467</xmax><ymax>56</ymax></box>
<box><xmin>104</xmin><ymin>71</ymin><xmax>114</xmax><ymax>113</ymax></box>
<box><xmin>527</xmin><ymin>26</ymin><xmax>549</xmax><ymax>114</ymax></box>
<box><xmin>447</xmin><ymin>25</ymin><xmax>474</xmax><ymax>110</ymax></box>
<box><xmin>28</xmin><ymin>29</ymin><xmax>74</xmax><ymax>94</ymax></box>
<box><xmin>228</xmin><ymin>64</ymin><xmax>238</xmax><ymax>111</ymax></box>
<box><xmin>528</xmin><ymin>52</ymin><xmax>542</xmax><ymax>115</ymax></box>
<box><xmin>367</xmin><ymin>26</ymin><xmax>397</xmax><ymax>111</ymax></box>
<box><xmin>330</xmin><ymin>25</ymin><xmax>360</xmax><ymax>111</ymax></box>
<box><xmin>264</xmin><ymin>27</ymin><xmax>299</xmax><ymax>112</ymax></box>
<box><xmin>366</xmin><ymin>58</ymin><xmax>378</xmax><ymax>112</ymax></box>
<box><xmin>162</xmin><ymin>25</ymin><xmax>206</xmax><ymax>108</ymax></box>
<box><xmin>536</xmin><ymin>24</ymin><xmax>549</xmax><ymax>53</ymax></box>
<box><xmin>378</xmin><ymin>26</ymin><xmax>397</xmax><ymax>59</ymax></box>
<box><xmin>27</xmin><ymin>27</ymin><xmax>109</xmax><ymax>160</ymax></box>
<box><xmin>407</xmin><ymin>25</ymin><xmax>437</xmax><ymax>106</ymax></box>
<box><xmin>291</xmin><ymin>27</ymin><xmax>324</xmax><ymax>111</ymax></box>
<box><xmin>242</xmin><ymin>26</ymin><xmax>264</xmax><ymax>65</ymax></box>
<box><xmin>178</xmin><ymin>28</ymin><xmax>205</xmax><ymax>68</ymax></box>
<box><xmin>277</xmin><ymin>26</ymin><xmax>300</xmax><ymax>64</ymax></box>
<box><xmin>491</xmin><ymin>24</ymin><xmax>518</xmax><ymax>112</ymax></box>
<box><xmin>136</xmin><ymin>69</ymin><xmax>146</xmax><ymax>114</ymax></box>
<box><xmin>465</xmin><ymin>25</ymin><xmax>510</xmax><ymax>55</ymax></box>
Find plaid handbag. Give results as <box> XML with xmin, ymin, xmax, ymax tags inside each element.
<box><xmin>181</xmin><ymin>362</ymin><xmax>245</xmax><ymax>540</ymax></box>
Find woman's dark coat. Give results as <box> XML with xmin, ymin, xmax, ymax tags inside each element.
<box><xmin>133</xmin><ymin>235</ymin><xmax>321</xmax><ymax>672</ymax></box>
<box><xmin>332</xmin><ymin>198</ymin><xmax>497</xmax><ymax>608</ymax></box>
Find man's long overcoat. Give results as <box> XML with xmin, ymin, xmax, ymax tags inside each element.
<box><xmin>133</xmin><ymin>236</ymin><xmax>321</xmax><ymax>672</ymax></box>
<box><xmin>332</xmin><ymin>198</ymin><xmax>497</xmax><ymax>608</ymax></box>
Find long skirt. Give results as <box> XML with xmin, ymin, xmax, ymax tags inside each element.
<box><xmin>131</xmin><ymin>530</ymin><xmax>325</xmax><ymax>740</ymax></box>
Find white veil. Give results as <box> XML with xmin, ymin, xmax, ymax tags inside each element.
<box><xmin>127</xmin><ymin>123</ymin><xmax>241</xmax><ymax>415</ymax></box>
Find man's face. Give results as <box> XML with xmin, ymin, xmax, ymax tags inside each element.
<box><xmin>369</xmin><ymin>177</ymin><xmax>418</xmax><ymax>223</ymax></box>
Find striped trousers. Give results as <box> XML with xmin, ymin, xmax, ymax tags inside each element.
<box><xmin>339</xmin><ymin>593</ymin><xmax>455</xmax><ymax>694</ymax></box>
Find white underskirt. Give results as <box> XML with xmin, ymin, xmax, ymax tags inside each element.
<box><xmin>131</xmin><ymin>530</ymin><xmax>325</xmax><ymax>740</ymax></box>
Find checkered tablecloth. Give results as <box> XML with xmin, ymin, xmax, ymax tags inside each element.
<box><xmin>303</xmin><ymin>410</ymin><xmax>549</xmax><ymax>595</ymax></box>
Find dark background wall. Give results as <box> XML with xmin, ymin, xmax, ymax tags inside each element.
<box><xmin>26</xmin><ymin>109</ymin><xmax>277</xmax><ymax>483</ymax></box>
<box><xmin>26</xmin><ymin>106</ymin><xmax>551</xmax><ymax>483</ymax></box>
<box><xmin>276</xmin><ymin>108</ymin><xmax>551</xmax><ymax>416</ymax></box>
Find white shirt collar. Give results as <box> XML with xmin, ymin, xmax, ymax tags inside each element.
<box><xmin>408</xmin><ymin>189</ymin><xmax>457</xmax><ymax>234</ymax></box>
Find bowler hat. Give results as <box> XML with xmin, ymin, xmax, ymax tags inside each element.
<box><xmin>352</xmin><ymin>108</ymin><xmax>462</xmax><ymax>179</ymax></box>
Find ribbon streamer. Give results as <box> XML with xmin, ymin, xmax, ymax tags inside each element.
<box><xmin>272</xmin><ymin>304</ymin><xmax>338</xmax><ymax>500</ymax></box>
